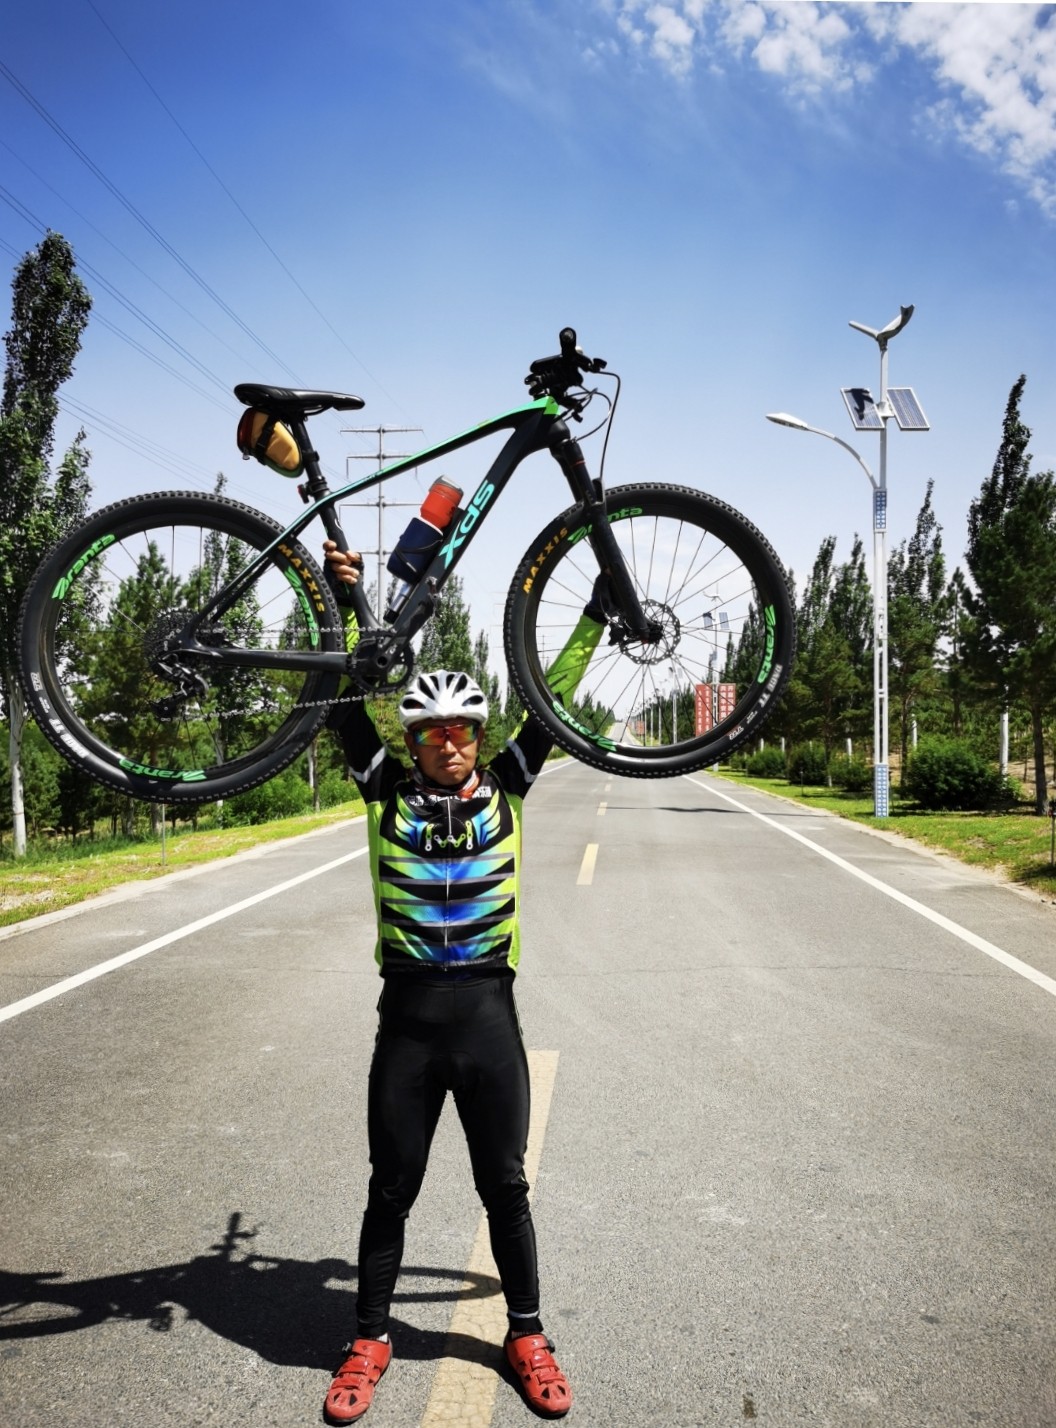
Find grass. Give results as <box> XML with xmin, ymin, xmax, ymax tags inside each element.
<box><xmin>0</xmin><ymin>800</ymin><xmax>365</xmax><ymax>929</ymax></box>
<box><xmin>713</xmin><ymin>770</ymin><xmax>1056</xmax><ymax>901</ymax></box>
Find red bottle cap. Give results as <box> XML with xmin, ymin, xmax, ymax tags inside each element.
<box><xmin>420</xmin><ymin>477</ymin><xmax>463</xmax><ymax>529</ymax></box>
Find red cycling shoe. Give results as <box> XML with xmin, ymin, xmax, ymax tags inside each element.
<box><xmin>323</xmin><ymin>1337</ymin><xmax>392</xmax><ymax>1424</ymax></box>
<box><xmin>505</xmin><ymin>1332</ymin><xmax>573</xmax><ymax>1417</ymax></box>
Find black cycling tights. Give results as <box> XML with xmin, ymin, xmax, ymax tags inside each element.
<box><xmin>355</xmin><ymin>974</ymin><xmax>537</xmax><ymax>1338</ymax></box>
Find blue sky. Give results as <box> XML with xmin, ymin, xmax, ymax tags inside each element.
<box><xmin>2</xmin><ymin>0</ymin><xmax>1054</xmax><ymax>666</ymax></box>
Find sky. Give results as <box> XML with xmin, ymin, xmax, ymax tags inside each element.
<box><xmin>2</xmin><ymin>0</ymin><xmax>1055</xmax><ymax>674</ymax></box>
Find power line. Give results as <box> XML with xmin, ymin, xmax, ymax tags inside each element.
<box><xmin>0</xmin><ymin>56</ymin><xmax>300</xmax><ymax>381</ymax></box>
<box><xmin>58</xmin><ymin>395</ymin><xmax>219</xmax><ymax>486</ymax></box>
<box><xmin>84</xmin><ymin>0</ymin><xmax>408</xmax><ymax>421</ymax></box>
<box><xmin>0</xmin><ymin>182</ymin><xmax>231</xmax><ymax>394</ymax></box>
<box><xmin>92</xmin><ymin>314</ymin><xmax>231</xmax><ymax>412</ymax></box>
<box><xmin>0</xmin><ymin>135</ymin><xmax>286</xmax><ymax>381</ymax></box>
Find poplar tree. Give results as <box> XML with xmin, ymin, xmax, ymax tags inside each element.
<box><xmin>0</xmin><ymin>233</ymin><xmax>92</xmax><ymax>856</ymax></box>
<box><xmin>888</xmin><ymin>481</ymin><xmax>946</xmax><ymax>775</ymax></box>
<box><xmin>963</xmin><ymin>376</ymin><xmax>1056</xmax><ymax>812</ymax></box>
<box><xmin>417</xmin><ymin>574</ymin><xmax>474</xmax><ymax>673</ymax></box>
<box><xmin>778</xmin><ymin>537</ymin><xmax>863</xmax><ymax>755</ymax></box>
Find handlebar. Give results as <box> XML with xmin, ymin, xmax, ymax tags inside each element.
<box><xmin>525</xmin><ymin>327</ymin><xmax>607</xmax><ymax>403</ymax></box>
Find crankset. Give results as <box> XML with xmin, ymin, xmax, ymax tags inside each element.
<box><xmin>345</xmin><ymin>630</ymin><xmax>416</xmax><ymax>695</ymax></box>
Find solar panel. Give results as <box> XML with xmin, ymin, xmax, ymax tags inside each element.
<box><xmin>888</xmin><ymin>387</ymin><xmax>930</xmax><ymax>431</ymax></box>
<box><xmin>841</xmin><ymin>387</ymin><xmax>883</xmax><ymax>431</ymax></box>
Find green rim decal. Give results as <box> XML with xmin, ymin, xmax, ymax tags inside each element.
<box><xmin>52</xmin><ymin>533</ymin><xmax>116</xmax><ymax>599</ymax></box>
<box><xmin>284</xmin><ymin>567</ymin><xmax>320</xmax><ymax>647</ymax></box>
<box><xmin>552</xmin><ymin>700</ymin><xmax>617</xmax><ymax>751</ymax></box>
<box><xmin>756</xmin><ymin>605</ymin><xmax>777</xmax><ymax>683</ymax></box>
<box><xmin>118</xmin><ymin>758</ymin><xmax>207</xmax><ymax>781</ymax></box>
<box><xmin>567</xmin><ymin>505</ymin><xmax>644</xmax><ymax>546</ymax></box>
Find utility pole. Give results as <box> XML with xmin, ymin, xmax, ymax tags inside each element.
<box><xmin>341</xmin><ymin>425</ymin><xmax>423</xmax><ymax>620</ymax></box>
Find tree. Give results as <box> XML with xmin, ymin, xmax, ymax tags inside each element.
<box><xmin>962</xmin><ymin>376</ymin><xmax>1056</xmax><ymax>812</ymax></box>
<box><xmin>942</xmin><ymin>566</ymin><xmax>972</xmax><ymax>738</ymax></box>
<box><xmin>888</xmin><ymin>481</ymin><xmax>946</xmax><ymax>777</ymax></box>
<box><xmin>0</xmin><ymin>232</ymin><xmax>92</xmax><ymax>855</ymax></box>
<box><xmin>773</xmin><ymin>537</ymin><xmax>865</xmax><ymax>756</ymax></box>
<box><xmin>417</xmin><ymin>575</ymin><xmax>474</xmax><ymax>673</ymax></box>
<box><xmin>826</xmin><ymin>534</ymin><xmax>873</xmax><ymax>748</ymax></box>
<box><xmin>472</xmin><ymin>629</ymin><xmax>500</xmax><ymax>708</ymax></box>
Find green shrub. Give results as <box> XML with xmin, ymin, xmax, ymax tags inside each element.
<box><xmin>829</xmin><ymin>753</ymin><xmax>872</xmax><ymax>793</ymax></box>
<box><xmin>905</xmin><ymin>736</ymin><xmax>1006</xmax><ymax>811</ymax></box>
<box><xmin>317</xmin><ymin>770</ymin><xmax>361</xmax><ymax>809</ymax></box>
<box><xmin>224</xmin><ymin>770</ymin><xmax>314</xmax><ymax>825</ymax></box>
<box><xmin>746</xmin><ymin>747</ymin><xmax>787</xmax><ymax>778</ymax></box>
<box><xmin>787</xmin><ymin>743</ymin><xmax>828</xmax><ymax>784</ymax></box>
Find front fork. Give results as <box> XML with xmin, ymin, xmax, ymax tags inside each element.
<box><xmin>548</xmin><ymin>422</ymin><xmax>658</xmax><ymax>641</ymax></box>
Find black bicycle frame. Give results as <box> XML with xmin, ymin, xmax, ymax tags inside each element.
<box><xmin>178</xmin><ymin>394</ymin><xmax>650</xmax><ymax>680</ymax></box>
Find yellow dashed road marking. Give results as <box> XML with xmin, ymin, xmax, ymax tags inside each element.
<box><xmin>576</xmin><ymin>843</ymin><xmax>598</xmax><ymax>885</ymax></box>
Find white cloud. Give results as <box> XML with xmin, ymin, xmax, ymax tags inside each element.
<box><xmin>869</xmin><ymin>3</ymin><xmax>1056</xmax><ymax>212</ymax></box>
<box><xmin>602</xmin><ymin>1</ymin><xmax>1056</xmax><ymax>214</ymax></box>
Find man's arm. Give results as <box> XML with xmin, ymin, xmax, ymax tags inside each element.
<box><xmin>321</xmin><ymin>543</ymin><xmax>404</xmax><ymax>800</ymax></box>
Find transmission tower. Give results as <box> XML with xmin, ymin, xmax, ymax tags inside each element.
<box><xmin>341</xmin><ymin>425</ymin><xmax>423</xmax><ymax>620</ymax></box>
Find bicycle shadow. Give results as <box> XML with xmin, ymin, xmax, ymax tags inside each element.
<box><xmin>0</xmin><ymin>1212</ymin><xmax>503</xmax><ymax>1371</ymax></box>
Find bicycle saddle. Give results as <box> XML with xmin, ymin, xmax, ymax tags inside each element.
<box><xmin>233</xmin><ymin>384</ymin><xmax>365</xmax><ymax>415</ymax></box>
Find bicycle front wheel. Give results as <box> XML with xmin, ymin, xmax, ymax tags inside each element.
<box><xmin>504</xmin><ymin>483</ymin><xmax>795</xmax><ymax>777</ymax></box>
<box><xmin>18</xmin><ymin>492</ymin><xmax>344</xmax><ymax>802</ymax></box>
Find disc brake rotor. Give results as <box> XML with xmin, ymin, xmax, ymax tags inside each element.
<box><xmin>615</xmin><ymin>599</ymin><xmax>681</xmax><ymax>666</ymax></box>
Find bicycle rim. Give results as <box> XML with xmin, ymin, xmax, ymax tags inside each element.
<box><xmin>504</xmin><ymin>483</ymin><xmax>796</xmax><ymax>777</ymax></box>
<box><xmin>19</xmin><ymin>492</ymin><xmax>343</xmax><ymax>802</ymax></box>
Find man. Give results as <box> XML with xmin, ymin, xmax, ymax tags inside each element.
<box><xmin>320</xmin><ymin>542</ymin><xmax>601</xmax><ymax>1423</ymax></box>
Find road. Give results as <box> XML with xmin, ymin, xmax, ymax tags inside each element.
<box><xmin>1</xmin><ymin>761</ymin><xmax>1055</xmax><ymax>1428</ymax></box>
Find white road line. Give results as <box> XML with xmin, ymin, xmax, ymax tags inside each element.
<box><xmin>0</xmin><ymin>848</ymin><xmax>369</xmax><ymax>1026</ymax></box>
<box><xmin>691</xmin><ymin>776</ymin><xmax>1056</xmax><ymax>1000</ymax></box>
<box><xmin>419</xmin><ymin>1050</ymin><xmax>559</xmax><ymax>1428</ymax></box>
<box><xmin>597</xmin><ymin>801</ymin><xmax>607</xmax><ymax>816</ymax></box>
<box><xmin>577</xmin><ymin>843</ymin><xmax>598</xmax><ymax>885</ymax></box>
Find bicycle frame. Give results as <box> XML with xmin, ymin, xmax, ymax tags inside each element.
<box><xmin>178</xmin><ymin>393</ymin><xmax>650</xmax><ymax>684</ymax></box>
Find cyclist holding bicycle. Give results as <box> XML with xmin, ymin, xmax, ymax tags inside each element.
<box><xmin>320</xmin><ymin>542</ymin><xmax>602</xmax><ymax>1424</ymax></box>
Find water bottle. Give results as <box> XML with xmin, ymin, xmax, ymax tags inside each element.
<box><xmin>385</xmin><ymin>477</ymin><xmax>463</xmax><ymax>620</ymax></box>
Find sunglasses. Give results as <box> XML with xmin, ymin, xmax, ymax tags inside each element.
<box><xmin>411</xmin><ymin>721</ymin><xmax>481</xmax><ymax>748</ymax></box>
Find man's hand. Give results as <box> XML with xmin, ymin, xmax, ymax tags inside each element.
<box><xmin>322</xmin><ymin>541</ymin><xmax>364</xmax><ymax>590</ymax></box>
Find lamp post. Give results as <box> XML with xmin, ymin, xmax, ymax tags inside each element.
<box><xmin>766</xmin><ymin>411</ymin><xmax>888</xmax><ymax>815</ymax></box>
<box><xmin>766</xmin><ymin>305</ymin><xmax>926</xmax><ymax>818</ymax></box>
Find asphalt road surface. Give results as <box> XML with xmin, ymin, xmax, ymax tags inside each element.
<box><xmin>2</xmin><ymin>761</ymin><xmax>1055</xmax><ymax>1428</ymax></box>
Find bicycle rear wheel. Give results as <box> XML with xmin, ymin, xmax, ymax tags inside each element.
<box><xmin>18</xmin><ymin>492</ymin><xmax>344</xmax><ymax>802</ymax></box>
<box><xmin>504</xmin><ymin>483</ymin><xmax>795</xmax><ymax>777</ymax></box>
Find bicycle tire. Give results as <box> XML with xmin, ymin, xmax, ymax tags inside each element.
<box><xmin>18</xmin><ymin>491</ymin><xmax>345</xmax><ymax>803</ymax></box>
<box><xmin>504</xmin><ymin>483</ymin><xmax>795</xmax><ymax>777</ymax></box>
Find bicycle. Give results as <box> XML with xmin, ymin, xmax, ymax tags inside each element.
<box><xmin>18</xmin><ymin>328</ymin><xmax>795</xmax><ymax>801</ymax></box>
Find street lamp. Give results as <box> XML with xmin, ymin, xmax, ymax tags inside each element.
<box><xmin>767</xmin><ymin>411</ymin><xmax>888</xmax><ymax>814</ymax></box>
<box><xmin>766</xmin><ymin>305</ymin><xmax>928</xmax><ymax>818</ymax></box>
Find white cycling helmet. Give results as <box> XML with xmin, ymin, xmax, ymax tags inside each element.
<box><xmin>398</xmin><ymin>670</ymin><xmax>489</xmax><ymax>730</ymax></box>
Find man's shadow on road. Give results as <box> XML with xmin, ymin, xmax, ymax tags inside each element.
<box><xmin>0</xmin><ymin>1211</ymin><xmax>504</xmax><ymax>1373</ymax></box>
